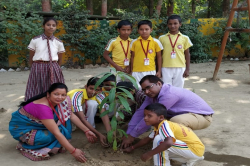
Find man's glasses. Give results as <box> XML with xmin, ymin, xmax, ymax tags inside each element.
<box><xmin>142</xmin><ymin>84</ymin><xmax>156</xmax><ymax>92</ymax></box>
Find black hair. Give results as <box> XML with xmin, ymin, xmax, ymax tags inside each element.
<box><xmin>139</xmin><ymin>75</ymin><xmax>164</xmax><ymax>85</ymax></box>
<box><xmin>167</xmin><ymin>15</ymin><xmax>182</xmax><ymax>24</ymax></box>
<box><xmin>145</xmin><ymin>103</ymin><xmax>168</xmax><ymax>118</ymax></box>
<box><xmin>138</xmin><ymin>20</ymin><xmax>152</xmax><ymax>29</ymax></box>
<box><xmin>19</xmin><ymin>83</ymin><xmax>68</xmax><ymax>107</ymax></box>
<box><xmin>43</xmin><ymin>17</ymin><xmax>58</xmax><ymax>25</ymax></box>
<box><xmin>87</xmin><ymin>77</ymin><xmax>101</xmax><ymax>87</ymax></box>
<box><xmin>117</xmin><ymin>20</ymin><xmax>133</xmax><ymax>29</ymax></box>
<box><xmin>103</xmin><ymin>74</ymin><xmax>116</xmax><ymax>82</ymax></box>
<box><xmin>116</xmin><ymin>81</ymin><xmax>135</xmax><ymax>93</ymax></box>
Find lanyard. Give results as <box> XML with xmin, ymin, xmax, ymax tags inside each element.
<box><xmin>140</xmin><ymin>39</ymin><xmax>150</xmax><ymax>58</ymax></box>
<box><xmin>47</xmin><ymin>99</ymin><xmax>65</xmax><ymax>126</ymax></box>
<box><xmin>120</xmin><ymin>40</ymin><xmax>130</xmax><ymax>59</ymax></box>
<box><xmin>168</xmin><ymin>34</ymin><xmax>180</xmax><ymax>51</ymax></box>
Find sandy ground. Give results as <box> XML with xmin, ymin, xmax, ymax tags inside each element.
<box><xmin>0</xmin><ymin>61</ymin><xmax>250</xmax><ymax>166</ymax></box>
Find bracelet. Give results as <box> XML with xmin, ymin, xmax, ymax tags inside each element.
<box><xmin>131</xmin><ymin>146</ymin><xmax>134</xmax><ymax>150</ymax></box>
<box><xmin>84</xmin><ymin>130</ymin><xmax>90</xmax><ymax>133</ymax></box>
<box><xmin>70</xmin><ymin>148</ymin><xmax>76</xmax><ymax>154</ymax></box>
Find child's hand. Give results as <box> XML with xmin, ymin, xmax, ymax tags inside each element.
<box><xmin>85</xmin><ymin>130</ymin><xmax>97</xmax><ymax>143</ymax></box>
<box><xmin>155</xmin><ymin>71</ymin><xmax>162</xmax><ymax>78</ymax></box>
<box><xmin>141</xmin><ymin>152</ymin><xmax>153</xmax><ymax>162</ymax></box>
<box><xmin>124</xmin><ymin>66</ymin><xmax>130</xmax><ymax>74</ymax></box>
<box><xmin>122</xmin><ymin>146</ymin><xmax>134</xmax><ymax>153</ymax></box>
<box><xmin>98</xmin><ymin>134</ymin><xmax>109</xmax><ymax>147</ymax></box>
<box><xmin>183</xmin><ymin>69</ymin><xmax>189</xmax><ymax>78</ymax></box>
<box><xmin>115</xmin><ymin>66</ymin><xmax>125</xmax><ymax>72</ymax></box>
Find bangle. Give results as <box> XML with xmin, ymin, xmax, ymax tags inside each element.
<box><xmin>84</xmin><ymin>130</ymin><xmax>90</xmax><ymax>133</ymax></box>
<box><xmin>70</xmin><ymin>148</ymin><xmax>76</xmax><ymax>154</ymax></box>
<box><xmin>131</xmin><ymin>146</ymin><xmax>134</xmax><ymax>150</ymax></box>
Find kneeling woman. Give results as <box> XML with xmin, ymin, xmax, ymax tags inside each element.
<box><xmin>9</xmin><ymin>83</ymin><xmax>97</xmax><ymax>162</ymax></box>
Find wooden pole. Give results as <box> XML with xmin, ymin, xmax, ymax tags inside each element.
<box><xmin>212</xmin><ymin>0</ymin><xmax>239</xmax><ymax>81</ymax></box>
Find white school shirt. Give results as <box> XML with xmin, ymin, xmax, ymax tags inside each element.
<box><xmin>27</xmin><ymin>34</ymin><xmax>65</xmax><ymax>61</ymax></box>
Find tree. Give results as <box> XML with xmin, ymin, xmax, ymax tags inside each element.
<box><xmin>149</xmin><ymin>0</ymin><xmax>154</xmax><ymax>17</ymax></box>
<box><xmin>156</xmin><ymin>0</ymin><xmax>163</xmax><ymax>16</ymax></box>
<box><xmin>222</xmin><ymin>0</ymin><xmax>230</xmax><ymax>17</ymax></box>
<box><xmin>167</xmin><ymin>0</ymin><xmax>174</xmax><ymax>16</ymax></box>
<box><xmin>86</xmin><ymin>0</ymin><xmax>93</xmax><ymax>15</ymax></box>
<box><xmin>101</xmin><ymin>0</ymin><xmax>107</xmax><ymax>16</ymax></box>
<box><xmin>41</xmin><ymin>0</ymin><xmax>52</xmax><ymax>12</ymax></box>
<box><xmin>191</xmin><ymin>0</ymin><xmax>196</xmax><ymax>18</ymax></box>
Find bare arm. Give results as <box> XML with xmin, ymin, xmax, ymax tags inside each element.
<box><xmin>155</xmin><ymin>51</ymin><xmax>162</xmax><ymax>78</ymax></box>
<box><xmin>141</xmin><ymin>137</ymin><xmax>173</xmax><ymax>162</ymax></box>
<box><xmin>103</xmin><ymin>50</ymin><xmax>124</xmax><ymax>72</ymax></box>
<box><xmin>58</xmin><ymin>53</ymin><xmax>63</xmax><ymax>66</ymax></box>
<box><xmin>183</xmin><ymin>48</ymin><xmax>190</xmax><ymax>77</ymax></box>
<box><xmin>40</xmin><ymin>119</ymin><xmax>87</xmax><ymax>163</ymax></box>
<box><xmin>29</xmin><ymin>50</ymin><xmax>35</xmax><ymax>67</ymax></box>
<box><xmin>70</xmin><ymin>113</ymin><xmax>97</xmax><ymax>143</ymax></box>
<box><xmin>130</xmin><ymin>51</ymin><xmax>135</xmax><ymax>74</ymax></box>
<box><xmin>122</xmin><ymin>136</ymin><xmax>152</xmax><ymax>152</ymax></box>
<box><xmin>74</xmin><ymin>112</ymin><xmax>108</xmax><ymax>146</ymax></box>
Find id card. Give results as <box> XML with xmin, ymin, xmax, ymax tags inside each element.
<box><xmin>144</xmin><ymin>58</ymin><xmax>149</xmax><ymax>65</ymax></box>
<box><xmin>171</xmin><ymin>51</ymin><xmax>176</xmax><ymax>59</ymax></box>
<box><xmin>124</xmin><ymin>58</ymin><xmax>129</xmax><ymax>66</ymax></box>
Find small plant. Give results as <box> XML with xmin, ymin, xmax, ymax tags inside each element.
<box><xmin>94</xmin><ymin>69</ymin><xmax>138</xmax><ymax>151</ymax></box>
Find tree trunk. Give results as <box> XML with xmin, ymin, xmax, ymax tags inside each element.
<box><xmin>117</xmin><ymin>0</ymin><xmax>120</xmax><ymax>8</ymax></box>
<box><xmin>149</xmin><ymin>0</ymin><xmax>154</xmax><ymax>17</ymax></box>
<box><xmin>86</xmin><ymin>0</ymin><xmax>93</xmax><ymax>15</ymax></box>
<box><xmin>101</xmin><ymin>0</ymin><xmax>107</xmax><ymax>16</ymax></box>
<box><xmin>167</xmin><ymin>0</ymin><xmax>174</xmax><ymax>16</ymax></box>
<box><xmin>156</xmin><ymin>0</ymin><xmax>163</xmax><ymax>16</ymax></box>
<box><xmin>191</xmin><ymin>0</ymin><xmax>196</xmax><ymax>18</ymax></box>
<box><xmin>207</xmin><ymin>0</ymin><xmax>212</xmax><ymax>18</ymax></box>
<box><xmin>41</xmin><ymin>0</ymin><xmax>52</xmax><ymax>12</ymax></box>
<box><xmin>222</xmin><ymin>0</ymin><xmax>230</xmax><ymax>17</ymax></box>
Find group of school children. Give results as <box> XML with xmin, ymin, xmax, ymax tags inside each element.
<box><xmin>9</xmin><ymin>14</ymin><xmax>212</xmax><ymax>166</ymax></box>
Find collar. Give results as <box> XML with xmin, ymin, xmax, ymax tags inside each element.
<box><xmin>42</xmin><ymin>33</ymin><xmax>55</xmax><ymax>41</ymax></box>
<box><xmin>82</xmin><ymin>89</ymin><xmax>89</xmax><ymax>100</ymax></box>
<box><xmin>118</xmin><ymin>36</ymin><xmax>132</xmax><ymax>42</ymax></box>
<box><xmin>102</xmin><ymin>87</ymin><xmax>109</xmax><ymax>96</ymax></box>
<box><xmin>153</xmin><ymin>120</ymin><xmax>167</xmax><ymax>135</ymax></box>
<box><xmin>167</xmin><ymin>32</ymin><xmax>182</xmax><ymax>36</ymax></box>
<box><xmin>138</xmin><ymin>35</ymin><xmax>153</xmax><ymax>41</ymax></box>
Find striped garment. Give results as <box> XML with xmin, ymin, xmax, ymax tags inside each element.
<box><xmin>24</xmin><ymin>62</ymin><xmax>64</xmax><ymax>101</ymax></box>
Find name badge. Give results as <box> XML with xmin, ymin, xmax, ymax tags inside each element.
<box><xmin>171</xmin><ymin>51</ymin><xmax>176</xmax><ymax>59</ymax></box>
<box><xmin>144</xmin><ymin>58</ymin><xmax>149</xmax><ymax>65</ymax></box>
<box><xmin>124</xmin><ymin>58</ymin><xmax>129</xmax><ymax>66</ymax></box>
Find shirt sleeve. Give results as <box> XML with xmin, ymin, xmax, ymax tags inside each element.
<box><xmin>158</xmin><ymin>121</ymin><xmax>176</xmax><ymax>142</ymax></box>
<box><xmin>27</xmin><ymin>39</ymin><xmax>36</xmax><ymax>51</ymax></box>
<box><xmin>127</xmin><ymin>96</ymin><xmax>152</xmax><ymax>137</ymax></box>
<box><xmin>57</xmin><ymin>41</ymin><xmax>65</xmax><ymax>53</ymax></box>
<box><xmin>71</xmin><ymin>91</ymin><xmax>84</xmax><ymax>112</ymax></box>
<box><xmin>159</xmin><ymin>91</ymin><xmax>179</xmax><ymax>110</ymax></box>
<box><xmin>130</xmin><ymin>39</ymin><xmax>136</xmax><ymax>52</ymax></box>
<box><xmin>154</xmin><ymin>39</ymin><xmax>164</xmax><ymax>52</ymax></box>
<box><xmin>96</xmin><ymin>93</ymin><xmax>109</xmax><ymax>109</ymax></box>
<box><xmin>105</xmin><ymin>39</ymin><xmax>115</xmax><ymax>52</ymax></box>
<box><xmin>183</xmin><ymin>36</ymin><xmax>193</xmax><ymax>50</ymax></box>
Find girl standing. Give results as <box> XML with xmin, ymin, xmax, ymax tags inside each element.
<box><xmin>25</xmin><ymin>17</ymin><xmax>65</xmax><ymax>101</ymax></box>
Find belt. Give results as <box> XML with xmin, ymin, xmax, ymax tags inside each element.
<box><xmin>33</xmin><ymin>61</ymin><xmax>57</xmax><ymax>63</ymax></box>
<box><xmin>204</xmin><ymin>114</ymin><xmax>213</xmax><ymax>117</ymax></box>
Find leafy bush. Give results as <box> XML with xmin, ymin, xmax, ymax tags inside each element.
<box><xmin>0</xmin><ymin>0</ymin><xmax>42</xmax><ymax>67</ymax></box>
